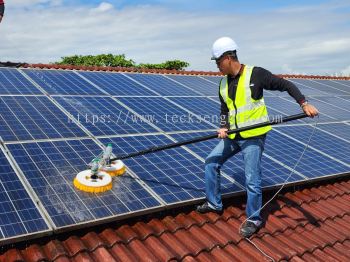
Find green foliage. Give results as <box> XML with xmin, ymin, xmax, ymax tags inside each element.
<box><xmin>138</xmin><ymin>60</ymin><xmax>189</xmax><ymax>70</ymax></box>
<box><xmin>56</xmin><ymin>54</ymin><xmax>135</xmax><ymax>67</ymax></box>
<box><xmin>55</xmin><ymin>54</ymin><xmax>189</xmax><ymax>70</ymax></box>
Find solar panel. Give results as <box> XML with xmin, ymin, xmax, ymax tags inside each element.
<box><xmin>99</xmin><ymin>135</ymin><xmax>241</xmax><ymax>204</ymax></box>
<box><xmin>266</xmin><ymin>129</ymin><xmax>349</xmax><ymax>178</ymax></box>
<box><xmin>117</xmin><ymin>97</ymin><xmax>215</xmax><ymax>131</ymax></box>
<box><xmin>264</xmin><ymin>96</ymin><xmax>336</xmax><ymax>123</ymax></box>
<box><xmin>334</xmin><ymin>80</ymin><xmax>350</xmax><ymax>88</ymax></box>
<box><xmin>201</xmin><ymin>76</ymin><xmax>222</xmax><ymax>85</ymax></box>
<box><xmin>291</xmin><ymin>79</ymin><xmax>348</xmax><ymax>95</ymax></box>
<box><xmin>166</xmin><ymin>75</ymin><xmax>218</xmax><ymax>96</ymax></box>
<box><xmin>312</xmin><ymin>80</ymin><xmax>350</xmax><ymax>95</ymax></box>
<box><xmin>78</xmin><ymin>71</ymin><xmax>158</xmax><ymax>96</ymax></box>
<box><xmin>274</xmin><ymin>125</ymin><xmax>350</xmax><ymax>165</ymax></box>
<box><xmin>1</xmin><ymin>66</ymin><xmax>350</xmax><ymax>245</ymax></box>
<box><xmin>7</xmin><ymin>139</ymin><xmax>162</xmax><ymax>229</ymax></box>
<box><xmin>282</xmin><ymin>96</ymin><xmax>350</xmax><ymax>122</ymax></box>
<box><xmin>316</xmin><ymin>123</ymin><xmax>350</xmax><ymax>141</ymax></box>
<box><xmin>0</xmin><ymin>68</ymin><xmax>42</xmax><ymax>95</ymax></box>
<box><xmin>0</xmin><ymin>96</ymin><xmax>87</xmax><ymax>141</ymax></box>
<box><xmin>23</xmin><ymin>69</ymin><xmax>104</xmax><ymax>95</ymax></box>
<box><xmin>288</xmin><ymin>79</ymin><xmax>330</xmax><ymax>96</ymax></box>
<box><xmin>126</xmin><ymin>73</ymin><xmax>202</xmax><ymax>96</ymax></box>
<box><xmin>0</xmin><ymin>146</ymin><xmax>50</xmax><ymax>243</ymax></box>
<box><xmin>53</xmin><ymin>96</ymin><xmax>158</xmax><ymax>136</ymax></box>
<box><xmin>167</xmin><ymin>97</ymin><xmax>220</xmax><ymax>126</ymax></box>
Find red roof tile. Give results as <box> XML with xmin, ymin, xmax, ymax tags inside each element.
<box><xmin>17</xmin><ymin>63</ymin><xmax>350</xmax><ymax>80</ymax></box>
<box><xmin>1</xmin><ymin>177</ymin><xmax>350</xmax><ymax>262</ymax></box>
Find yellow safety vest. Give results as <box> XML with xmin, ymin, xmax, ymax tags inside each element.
<box><xmin>219</xmin><ymin>65</ymin><xmax>272</xmax><ymax>139</ymax></box>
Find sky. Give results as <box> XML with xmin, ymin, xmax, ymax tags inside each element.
<box><xmin>1</xmin><ymin>0</ymin><xmax>350</xmax><ymax>75</ymax></box>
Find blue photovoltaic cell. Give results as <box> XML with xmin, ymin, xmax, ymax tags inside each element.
<box><xmin>283</xmin><ymin>96</ymin><xmax>349</xmax><ymax>122</ymax></box>
<box><xmin>312</xmin><ymin>80</ymin><xmax>350</xmax><ymax>95</ymax></box>
<box><xmin>291</xmin><ymin>79</ymin><xmax>348</xmax><ymax>95</ymax></box>
<box><xmin>23</xmin><ymin>69</ymin><xmax>104</xmax><ymax>95</ymax></box>
<box><xmin>54</xmin><ymin>96</ymin><xmax>158</xmax><ymax>136</ymax></box>
<box><xmin>265</xmin><ymin>129</ymin><xmax>349</xmax><ymax>178</ymax></box>
<box><xmin>169</xmin><ymin>132</ymin><xmax>301</xmax><ymax>187</ymax></box>
<box><xmin>0</xmin><ymin>68</ymin><xmax>42</xmax><ymax>95</ymax></box>
<box><xmin>334</xmin><ymin>80</ymin><xmax>350</xmax><ymax>88</ymax></box>
<box><xmin>201</xmin><ymin>76</ymin><xmax>222</xmax><ymax>85</ymax></box>
<box><xmin>117</xmin><ymin>97</ymin><xmax>214</xmax><ymax>131</ymax></box>
<box><xmin>7</xmin><ymin>139</ymin><xmax>161</xmax><ymax>228</ymax></box>
<box><xmin>0</xmin><ymin>149</ymin><xmax>49</xmax><ymax>241</ymax></box>
<box><xmin>312</xmin><ymin>97</ymin><xmax>350</xmax><ymax>121</ymax></box>
<box><xmin>168</xmin><ymin>97</ymin><xmax>220</xmax><ymax>126</ymax></box>
<box><xmin>275</xmin><ymin>125</ymin><xmax>350</xmax><ymax>165</ymax></box>
<box><xmin>167</xmin><ymin>75</ymin><xmax>218</xmax><ymax>96</ymax></box>
<box><xmin>78</xmin><ymin>71</ymin><xmax>158</xmax><ymax>96</ymax></box>
<box><xmin>264</xmin><ymin>96</ymin><xmax>335</xmax><ymax>123</ymax></box>
<box><xmin>316</xmin><ymin>123</ymin><xmax>350</xmax><ymax>141</ymax></box>
<box><xmin>0</xmin><ymin>96</ymin><xmax>87</xmax><ymax>141</ymax></box>
<box><xmin>99</xmin><ymin>135</ymin><xmax>241</xmax><ymax>204</ymax></box>
<box><xmin>126</xmin><ymin>73</ymin><xmax>201</xmax><ymax>96</ymax></box>
<box><xmin>288</xmin><ymin>79</ymin><xmax>330</xmax><ymax>96</ymax></box>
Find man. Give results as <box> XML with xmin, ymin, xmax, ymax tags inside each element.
<box><xmin>0</xmin><ymin>0</ymin><xmax>4</xmax><ymax>23</ymax></box>
<box><xmin>196</xmin><ymin>37</ymin><xmax>318</xmax><ymax>238</ymax></box>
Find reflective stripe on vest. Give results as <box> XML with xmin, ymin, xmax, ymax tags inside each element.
<box><xmin>219</xmin><ymin>65</ymin><xmax>271</xmax><ymax>139</ymax></box>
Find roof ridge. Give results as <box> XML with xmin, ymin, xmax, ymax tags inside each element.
<box><xmin>17</xmin><ymin>63</ymin><xmax>350</xmax><ymax>80</ymax></box>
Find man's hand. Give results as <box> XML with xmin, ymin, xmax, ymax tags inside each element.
<box><xmin>217</xmin><ymin>128</ymin><xmax>228</xmax><ymax>139</ymax></box>
<box><xmin>302</xmin><ymin>103</ymin><xmax>319</xmax><ymax>118</ymax></box>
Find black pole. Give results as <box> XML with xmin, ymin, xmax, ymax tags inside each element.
<box><xmin>110</xmin><ymin>113</ymin><xmax>307</xmax><ymax>161</ymax></box>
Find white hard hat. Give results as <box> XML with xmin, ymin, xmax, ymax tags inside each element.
<box><xmin>211</xmin><ymin>37</ymin><xmax>238</xmax><ymax>60</ymax></box>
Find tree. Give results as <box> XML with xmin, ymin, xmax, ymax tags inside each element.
<box><xmin>55</xmin><ymin>54</ymin><xmax>135</xmax><ymax>67</ymax></box>
<box><xmin>54</xmin><ymin>54</ymin><xmax>189</xmax><ymax>70</ymax></box>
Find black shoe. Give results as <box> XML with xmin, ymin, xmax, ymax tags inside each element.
<box><xmin>196</xmin><ymin>202</ymin><xmax>223</xmax><ymax>215</ymax></box>
<box><xmin>240</xmin><ymin>221</ymin><xmax>260</xmax><ymax>238</ymax></box>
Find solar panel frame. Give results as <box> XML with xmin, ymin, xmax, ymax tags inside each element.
<box><xmin>291</xmin><ymin>79</ymin><xmax>349</xmax><ymax>95</ymax></box>
<box><xmin>77</xmin><ymin>71</ymin><xmax>159</xmax><ymax>96</ymax></box>
<box><xmin>0</xmin><ymin>145</ymin><xmax>51</xmax><ymax>244</ymax></box>
<box><xmin>126</xmin><ymin>73</ymin><xmax>202</xmax><ymax>96</ymax></box>
<box><xmin>269</xmin><ymin>128</ymin><xmax>349</xmax><ymax>178</ymax></box>
<box><xmin>166</xmin><ymin>75</ymin><xmax>219</xmax><ymax>96</ymax></box>
<box><xmin>116</xmin><ymin>96</ymin><xmax>216</xmax><ymax>132</ymax></box>
<box><xmin>0</xmin><ymin>96</ymin><xmax>88</xmax><ymax>142</ymax></box>
<box><xmin>6</xmin><ymin>138</ymin><xmax>164</xmax><ymax>231</ymax></box>
<box><xmin>0</xmin><ymin>68</ymin><xmax>43</xmax><ymax>95</ymax></box>
<box><xmin>22</xmin><ymin>69</ymin><xmax>105</xmax><ymax>95</ymax></box>
<box><xmin>274</xmin><ymin>125</ymin><xmax>350</xmax><ymax>166</ymax></box>
<box><xmin>1</xmin><ymin>66</ymin><xmax>350</xmax><ymax>245</ymax></box>
<box><xmin>53</xmin><ymin>96</ymin><xmax>159</xmax><ymax>137</ymax></box>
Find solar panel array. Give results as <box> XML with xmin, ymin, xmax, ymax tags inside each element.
<box><xmin>0</xmin><ymin>66</ymin><xmax>349</xmax><ymax>245</ymax></box>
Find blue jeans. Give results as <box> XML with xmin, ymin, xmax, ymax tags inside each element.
<box><xmin>205</xmin><ymin>137</ymin><xmax>265</xmax><ymax>223</ymax></box>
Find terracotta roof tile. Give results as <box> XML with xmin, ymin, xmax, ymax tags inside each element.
<box><xmin>1</xmin><ymin>178</ymin><xmax>349</xmax><ymax>261</ymax></box>
<box><xmin>43</xmin><ymin>240</ymin><xmax>68</xmax><ymax>261</ymax></box>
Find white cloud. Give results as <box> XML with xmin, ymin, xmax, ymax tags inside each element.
<box><xmin>340</xmin><ymin>65</ymin><xmax>350</xmax><ymax>76</ymax></box>
<box><xmin>9</xmin><ymin>0</ymin><xmax>62</xmax><ymax>7</ymax></box>
<box><xmin>0</xmin><ymin>1</ymin><xmax>349</xmax><ymax>75</ymax></box>
<box><xmin>92</xmin><ymin>2</ymin><xmax>114</xmax><ymax>13</ymax></box>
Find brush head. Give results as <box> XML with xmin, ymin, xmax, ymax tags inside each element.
<box><xmin>73</xmin><ymin>169</ymin><xmax>112</xmax><ymax>193</ymax></box>
<box><xmin>101</xmin><ymin>160</ymin><xmax>126</xmax><ymax>176</ymax></box>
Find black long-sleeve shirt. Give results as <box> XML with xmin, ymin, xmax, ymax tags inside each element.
<box><xmin>219</xmin><ymin>65</ymin><xmax>305</xmax><ymax>137</ymax></box>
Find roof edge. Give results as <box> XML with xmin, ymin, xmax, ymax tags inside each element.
<box><xmin>2</xmin><ymin>61</ymin><xmax>350</xmax><ymax>80</ymax></box>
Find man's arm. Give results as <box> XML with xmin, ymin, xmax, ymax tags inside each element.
<box><xmin>253</xmin><ymin>67</ymin><xmax>318</xmax><ymax>117</ymax></box>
